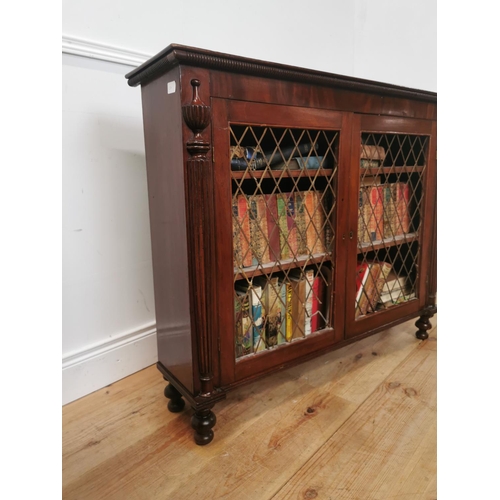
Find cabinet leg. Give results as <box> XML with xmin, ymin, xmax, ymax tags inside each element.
<box><xmin>163</xmin><ymin>382</ymin><xmax>185</xmax><ymax>413</ymax></box>
<box><xmin>191</xmin><ymin>407</ymin><xmax>216</xmax><ymax>446</ymax></box>
<box><xmin>415</xmin><ymin>305</ymin><xmax>437</xmax><ymax>340</ymax></box>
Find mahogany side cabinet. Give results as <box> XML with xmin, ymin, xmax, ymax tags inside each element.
<box><xmin>125</xmin><ymin>44</ymin><xmax>437</xmax><ymax>445</ymax></box>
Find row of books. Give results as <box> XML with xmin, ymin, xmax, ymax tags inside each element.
<box><xmin>358</xmin><ymin>176</ymin><xmax>411</xmax><ymax>244</ymax></box>
<box><xmin>235</xmin><ymin>268</ymin><xmax>331</xmax><ymax>358</ymax></box>
<box><xmin>232</xmin><ymin>191</ymin><xmax>329</xmax><ymax>269</ymax></box>
<box><xmin>230</xmin><ymin>143</ymin><xmax>325</xmax><ymax>171</ymax></box>
<box><xmin>355</xmin><ymin>261</ymin><xmax>415</xmax><ymax>318</ymax></box>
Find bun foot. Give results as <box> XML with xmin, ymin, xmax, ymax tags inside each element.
<box><xmin>164</xmin><ymin>383</ymin><xmax>185</xmax><ymax>413</ymax></box>
<box><xmin>191</xmin><ymin>408</ymin><xmax>216</xmax><ymax>446</ymax></box>
<box><xmin>415</xmin><ymin>305</ymin><xmax>437</xmax><ymax>340</ymax></box>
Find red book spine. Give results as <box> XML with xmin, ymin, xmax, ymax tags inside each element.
<box><xmin>370</xmin><ymin>186</ymin><xmax>383</xmax><ymax>241</ymax></box>
<box><xmin>238</xmin><ymin>195</ymin><xmax>252</xmax><ymax>267</ymax></box>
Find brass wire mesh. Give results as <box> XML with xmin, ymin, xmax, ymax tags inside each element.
<box><xmin>230</xmin><ymin>125</ymin><xmax>338</xmax><ymax>358</ymax></box>
<box><xmin>355</xmin><ymin>133</ymin><xmax>428</xmax><ymax>319</ymax></box>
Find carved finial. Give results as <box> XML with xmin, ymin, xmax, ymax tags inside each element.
<box><xmin>182</xmin><ymin>78</ymin><xmax>211</xmax><ymax>157</ymax></box>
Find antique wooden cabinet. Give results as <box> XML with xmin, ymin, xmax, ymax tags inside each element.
<box><xmin>125</xmin><ymin>44</ymin><xmax>437</xmax><ymax>445</ymax></box>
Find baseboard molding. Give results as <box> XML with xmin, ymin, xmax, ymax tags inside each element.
<box><xmin>62</xmin><ymin>323</ymin><xmax>158</xmax><ymax>405</ymax></box>
<box><xmin>62</xmin><ymin>34</ymin><xmax>152</xmax><ymax>67</ymax></box>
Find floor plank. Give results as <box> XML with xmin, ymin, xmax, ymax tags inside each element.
<box><xmin>273</xmin><ymin>324</ymin><xmax>437</xmax><ymax>500</ymax></box>
<box><xmin>62</xmin><ymin>318</ymin><xmax>437</xmax><ymax>500</ymax></box>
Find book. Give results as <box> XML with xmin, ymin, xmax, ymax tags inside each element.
<box><xmin>234</xmin><ymin>292</ymin><xmax>243</xmax><ymax>358</ymax></box>
<box><xmin>235</xmin><ymin>195</ymin><xmax>252</xmax><ymax>268</ymax></box>
<box><xmin>304</xmin><ymin>269</ymin><xmax>315</xmax><ymax>335</ymax></box>
<box><xmin>382</xmin><ymin>184</ymin><xmax>397</xmax><ymax>238</ymax></box>
<box><xmin>294</xmin><ymin>192</ymin><xmax>308</xmax><ymax>256</ymax></box>
<box><xmin>312</xmin><ymin>192</ymin><xmax>326</xmax><ymax>254</ymax></box>
<box><xmin>285</xmin><ymin>280</ymin><xmax>293</xmax><ymax>341</ymax></box>
<box><xmin>303</xmin><ymin>191</ymin><xmax>317</xmax><ymax>255</ymax></box>
<box><xmin>278</xmin><ymin>280</ymin><xmax>287</xmax><ymax>344</ymax></box>
<box><xmin>290</xmin><ymin>272</ymin><xmax>306</xmax><ymax>339</ymax></box>
<box><xmin>355</xmin><ymin>262</ymin><xmax>382</xmax><ymax>318</ymax></box>
<box><xmin>250</xmin><ymin>283</ymin><xmax>265</xmax><ymax>352</ymax></box>
<box><xmin>360</xmin><ymin>158</ymin><xmax>382</xmax><ymax>168</ymax></box>
<box><xmin>360</xmin><ymin>144</ymin><xmax>386</xmax><ymax>163</ymax></box>
<box><xmin>232</xmin><ymin>197</ymin><xmax>243</xmax><ymax>269</ymax></box>
<box><xmin>269</xmin><ymin>143</ymin><xmax>317</xmax><ymax>169</ymax></box>
<box><xmin>368</xmin><ymin>184</ymin><xmax>384</xmax><ymax>241</ymax></box>
<box><xmin>358</xmin><ymin>177</ymin><xmax>382</xmax><ymax>244</ymax></box>
<box><xmin>310</xmin><ymin>273</ymin><xmax>325</xmax><ymax>333</ymax></box>
<box><xmin>396</xmin><ymin>182</ymin><xmax>411</xmax><ymax>234</ymax></box>
<box><xmin>248</xmin><ymin>194</ymin><xmax>270</xmax><ymax>266</ymax></box>
<box><xmin>236</xmin><ymin>282</ymin><xmax>265</xmax><ymax>352</ymax></box>
<box><xmin>265</xmin><ymin>277</ymin><xmax>282</xmax><ymax>348</ymax></box>
<box><xmin>285</xmin><ymin>193</ymin><xmax>298</xmax><ymax>258</ymax></box>
<box><xmin>235</xmin><ymin>290</ymin><xmax>252</xmax><ymax>357</ymax></box>
<box><xmin>355</xmin><ymin>262</ymin><xmax>370</xmax><ymax>314</ymax></box>
<box><xmin>265</xmin><ymin>194</ymin><xmax>281</xmax><ymax>262</ymax></box>
<box><xmin>277</xmin><ymin>193</ymin><xmax>290</xmax><ymax>260</ymax></box>
<box><xmin>373</xmin><ymin>262</ymin><xmax>393</xmax><ymax>305</ymax></box>
<box><xmin>358</xmin><ymin>187</ymin><xmax>370</xmax><ymax>244</ymax></box>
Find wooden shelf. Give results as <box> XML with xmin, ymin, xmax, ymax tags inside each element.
<box><xmin>360</xmin><ymin>166</ymin><xmax>424</xmax><ymax>176</ymax></box>
<box><xmin>231</xmin><ymin>168</ymin><xmax>335</xmax><ymax>180</ymax></box>
<box><xmin>357</xmin><ymin>233</ymin><xmax>419</xmax><ymax>253</ymax></box>
<box><xmin>234</xmin><ymin>253</ymin><xmax>331</xmax><ymax>281</ymax></box>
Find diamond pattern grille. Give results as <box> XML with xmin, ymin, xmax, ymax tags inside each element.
<box><xmin>355</xmin><ymin>133</ymin><xmax>428</xmax><ymax>319</ymax></box>
<box><xmin>231</xmin><ymin>125</ymin><xmax>338</xmax><ymax>358</ymax></box>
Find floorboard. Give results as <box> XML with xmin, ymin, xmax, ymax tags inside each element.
<box><xmin>62</xmin><ymin>318</ymin><xmax>437</xmax><ymax>500</ymax></box>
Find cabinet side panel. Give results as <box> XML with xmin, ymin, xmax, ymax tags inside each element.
<box><xmin>141</xmin><ymin>68</ymin><xmax>193</xmax><ymax>393</ymax></box>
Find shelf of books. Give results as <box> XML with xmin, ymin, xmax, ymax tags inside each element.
<box><xmin>230</xmin><ymin>124</ymin><xmax>338</xmax><ymax>359</ymax></box>
<box><xmin>355</xmin><ymin>132</ymin><xmax>428</xmax><ymax>320</ymax></box>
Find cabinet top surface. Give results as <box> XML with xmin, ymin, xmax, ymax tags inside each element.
<box><xmin>125</xmin><ymin>43</ymin><xmax>436</xmax><ymax>103</ymax></box>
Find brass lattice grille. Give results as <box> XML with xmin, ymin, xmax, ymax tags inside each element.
<box><xmin>230</xmin><ymin>125</ymin><xmax>338</xmax><ymax>358</ymax></box>
<box><xmin>355</xmin><ymin>133</ymin><xmax>428</xmax><ymax>319</ymax></box>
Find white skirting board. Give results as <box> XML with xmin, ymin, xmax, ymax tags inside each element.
<box><xmin>62</xmin><ymin>35</ymin><xmax>156</xmax><ymax>406</ymax></box>
<box><xmin>62</xmin><ymin>324</ymin><xmax>158</xmax><ymax>405</ymax></box>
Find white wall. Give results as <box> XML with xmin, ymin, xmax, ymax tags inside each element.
<box><xmin>62</xmin><ymin>0</ymin><xmax>436</xmax><ymax>404</ymax></box>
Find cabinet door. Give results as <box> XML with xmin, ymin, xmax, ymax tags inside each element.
<box><xmin>212</xmin><ymin>99</ymin><xmax>350</xmax><ymax>386</ymax></box>
<box><xmin>345</xmin><ymin>115</ymin><xmax>437</xmax><ymax>338</ymax></box>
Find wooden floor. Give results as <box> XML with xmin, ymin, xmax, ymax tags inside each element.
<box><xmin>63</xmin><ymin>318</ymin><xmax>437</xmax><ymax>500</ymax></box>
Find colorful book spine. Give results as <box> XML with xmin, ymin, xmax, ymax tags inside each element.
<box><xmin>358</xmin><ymin>187</ymin><xmax>370</xmax><ymax>244</ymax></box>
<box><xmin>237</xmin><ymin>195</ymin><xmax>252</xmax><ymax>267</ymax></box>
<box><xmin>251</xmin><ymin>283</ymin><xmax>265</xmax><ymax>352</ymax></box>
<box><xmin>369</xmin><ymin>185</ymin><xmax>384</xmax><ymax>241</ymax></box>
<box><xmin>357</xmin><ymin>263</ymin><xmax>382</xmax><ymax>316</ymax></box>
<box><xmin>232</xmin><ymin>197</ymin><xmax>243</xmax><ymax>269</ymax></box>
<box><xmin>285</xmin><ymin>281</ymin><xmax>293</xmax><ymax>341</ymax></box>
<box><xmin>290</xmin><ymin>273</ymin><xmax>306</xmax><ymax>339</ymax></box>
<box><xmin>238</xmin><ymin>290</ymin><xmax>253</xmax><ymax>355</ymax></box>
<box><xmin>249</xmin><ymin>195</ymin><xmax>270</xmax><ymax>266</ymax></box>
<box><xmin>234</xmin><ymin>292</ymin><xmax>243</xmax><ymax>358</ymax></box>
<box><xmin>265</xmin><ymin>277</ymin><xmax>281</xmax><ymax>347</ymax></box>
<box><xmin>374</xmin><ymin>262</ymin><xmax>393</xmax><ymax>305</ymax></box>
<box><xmin>265</xmin><ymin>194</ymin><xmax>281</xmax><ymax>262</ymax></box>
<box><xmin>303</xmin><ymin>191</ymin><xmax>316</xmax><ymax>255</ymax></box>
<box><xmin>382</xmin><ymin>184</ymin><xmax>397</xmax><ymax>238</ymax></box>
<box><xmin>304</xmin><ymin>269</ymin><xmax>315</xmax><ymax>335</ymax></box>
<box><xmin>397</xmin><ymin>182</ymin><xmax>410</xmax><ymax>234</ymax></box>
<box><xmin>294</xmin><ymin>192</ymin><xmax>308</xmax><ymax>256</ymax></box>
<box><xmin>310</xmin><ymin>274</ymin><xmax>324</xmax><ymax>333</ymax></box>
<box><xmin>312</xmin><ymin>192</ymin><xmax>326</xmax><ymax>254</ymax></box>
<box><xmin>286</xmin><ymin>194</ymin><xmax>298</xmax><ymax>258</ymax></box>
<box><xmin>277</xmin><ymin>194</ymin><xmax>290</xmax><ymax>260</ymax></box>
<box><xmin>278</xmin><ymin>280</ymin><xmax>287</xmax><ymax>344</ymax></box>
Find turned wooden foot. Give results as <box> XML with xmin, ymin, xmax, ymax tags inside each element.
<box><xmin>415</xmin><ymin>305</ymin><xmax>437</xmax><ymax>340</ymax></box>
<box><xmin>191</xmin><ymin>407</ymin><xmax>216</xmax><ymax>446</ymax></box>
<box><xmin>163</xmin><ymin>382</ymin><xmax>185</xmax><ymax>413</ymax></box>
